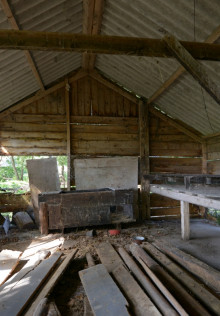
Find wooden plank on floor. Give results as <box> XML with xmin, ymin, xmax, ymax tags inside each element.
<box><xmin>0</xmin><ymin>252</ymin><xmax>62</xmax><ymax>316</ymax></box>
<box><xmin>0</xmin><ymin>250</ymin><xmax>22</xmax><ymax>285</ymax></box>
<box><xmin>79</xmin><ymin>264</ymin><xmax>129</xmax><ymax>316</ymax></box>
<box><xmin>143</xmin><ymin>243</ymin><xmax>220</xmax><ymax>316</ymax></box>
<box><xmin>154</xmin><ymin>242</ymin><xmax>220</xmax><ymax>294</ymax></box>
<box><xmin>24</xmin><ymin>249</ymin><xmax>78</xmax><ymax>316</ymax></box>
<box><xmin>96</xmin><ymin>242</ymin><xmax>161</xmax><ymax>316</ymax></box>
<box><xmin>0</xmin><ymin>251</ymin><xmax>50</xmax><ymax>294</ymax></box>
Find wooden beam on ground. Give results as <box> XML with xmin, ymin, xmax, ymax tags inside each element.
<box><xmin>0</xmin><ymin>0</ymin><xmax>44</xmax><ymax>90</ymax></box>
<box><xmin>130</xmin><ymin>243</ymin><xmax>208</xmax><ymax>316</ymax></box>
<box><xmin>0</xmin><ymin>250</ymin><xmax>22</xmax><ymax>285</ymax></box>
<box><xmin>79</xmin><ymin>264</ymin><xmax>130</xmax><ymax>316</ymax></box>
<box><xmin>118</xmin><ymin>247</ymin><xmax>178</xmax><ymax>316</ymax></box>
<box><xmin>82</xmin><ymin>0</ymin><xmax>105</xmax><ymax>70</ymax></box>
<box><xmin>143</xmin><ymin>243</ymin><xmax>220</xmax><ymax>316</ymax></box>
<box><xmin>180</xmin><ymin>201</ymin><xmax>190</xmax><ymax>240</ymax></box>
<box><xmin>24</xmin><ymin>249</ymin><xmax>78</xmax><ymax>316</ymax></box>
<box><xmin>0</xmin><ymin>252</ymin><xmax>62</xmax><ymax>316</ymax></box>
<box><xmin>139</xmin><ymin>100</ymin><xmax>150</xmax><ymax>220</ymax></box>
<box><xmin>96</xmin><ymin>242</ymin><xmax>160</xmax><ymax>316</ymax></box>
<box><xmin>154</xmin><ymin>242</ymin><xmax>220</xmax><ymax>294</ymax></box>
<box><xmin>150</xmin><ymin>184</ymin><xmax>220</xmax><ymax>209</ymax></box>
<box><xmin>65</xmin><ymin>79</ymin><xmax>71</xmax><ymax>190</ymax></box>
<box><xmin>147</xmin><ymin>24</ymin><xmax>220</xmax><ymax>105</ymax></box>
<box><xmin>163</xmin><ymin>34</ymin><xmax>220</xmax><ymax>106</ymax></box>
<box><xmin>0</xmin><ymin>69</ymin><xmax>87</xmax><ymax>120</ymax></box>
<box><xmin>149</xmin><ymin>107</ymin><xmax>203</xmax><ymax>143</ymax></box>
<box><xmin>0</xmin><ymin>29</ymin><xmax>219</xmax><ymax>60</ymax></box>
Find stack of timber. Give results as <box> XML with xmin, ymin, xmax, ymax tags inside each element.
<box><xmin>79</xmin><ymin>242</ymin><xmax>220</xmax><ymax>316</ymax></box>
<box><xmin>0</xmin><ymin>239</ymin><xmax>78</xmax><ymax>316</ymax></box>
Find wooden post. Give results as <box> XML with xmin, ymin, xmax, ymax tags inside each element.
<box><xmin>39</xmin><ymin>202</ymin><xmax>48</xmax><ymax>235</ymax></box>
<box><xmin>139</xmin><ymin>100</ymin><xmax>150</xmax><ymax>220</ymax></box>
<box><xmin>181</xmin><ymin>201</ymin><xmax>190</xmax><ymax>240</ymax></box>
<box><xmin>201</xmin><ymin>142</ymin><xmax>208</xmax><ymax>217</ymax></box>
<box><xmin>65</xmin><ymin>79</ymin><xmax>71</xmax><ymax>191</ymax></box>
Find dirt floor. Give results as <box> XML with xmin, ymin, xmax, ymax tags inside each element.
<box><xmin>1</xmin><ymin>218</ymin><xmax>220</xmax><ymax>315</ymax></box>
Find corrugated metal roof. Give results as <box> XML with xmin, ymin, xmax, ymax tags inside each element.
<box><xmin>0</xmin><ymin>0</ymin><xmax>219</xmax><ymax>136</ymax></box>
<box><xmin>0</xmin><ymin>0</ymin><xmax>82</xmax><ymax>111</ymax></box>
<box><xmin>96</xmin><ymin>0</ymin><xmax>220</xmax><ymax>135</ymax></box>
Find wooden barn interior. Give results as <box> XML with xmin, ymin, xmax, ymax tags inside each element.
<box><xmin>0</xmin><ymin>1</ymin><xmax>220</xmax><ymax>315</ymax></box>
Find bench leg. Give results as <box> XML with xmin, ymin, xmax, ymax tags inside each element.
<box><xmin>181</xmin><ymin>201</ymin><xmax>190</xmax><ymax>240</ymax></box>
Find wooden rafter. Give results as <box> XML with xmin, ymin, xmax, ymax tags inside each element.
<box><xmin>0</xmin><ymin>69</ymin><xmax>88</xmax><ymax>120</ymax></box>
<box><xmin>147</xmin><ymin>25</ymin><xmax>220</xmax><ymax>105</ymax></box>
<box><xmin>0</xmin><ymin>0</ymin><xmax>45</xmax><ymax>90</ymax></box>
<box><xmin>0</xmin><ymin>29</ymin><xmax>219</xmax><ymax>60</ymax></box>
<box><xmin>163</xmin><ymin>33</ymin><xmax>220</xmax><ymax>106</ymax></box>
<box><xmin>82</xmin><ymin>0</ymin><xmax>105</xmax><ymax>70</ymax></box>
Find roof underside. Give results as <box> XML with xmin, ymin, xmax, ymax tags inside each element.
<box><xmin>0</xmin><ymin>0</ymin><xmax>220</xmax><ymax>136</ymax></box>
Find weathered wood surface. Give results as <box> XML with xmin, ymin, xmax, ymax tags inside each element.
<box><xmin>0</xmin><ymin>251</ymin><xmax>50</xmax><ymax>294</ymax></box>
<box><xmin>163</xmin><ymin>34</ymin><xmax>220</xmax><ymax>106</ymax></box>
<box><xmin>118</xmin><ymin>247</ymin><xmax>178</xmax><ymax>316</ymax></box>
<box><xmin>27</xmin><ymin>158</ymin><xmax>60</xmax><ymax>225</ymax></box>
<box><xmin>25</xmin><ymin>249</ymin><xmax>78</xmax><ymax>316</ymax></box>
<box><xmin>154</xmin><ymin>242</ymin><xmax>220</xmax><ymax>293</ymax></box>
<box><xmin>0</xmin><ymin>252</ymin><xmax>62</xmax><ymax>316</ymax></box>
<box><xmin>0</xmin><ymin>250</ymin><xmax>22</xmax><ymax>285</ymax></box>
<box><xmin>181</xmin><ymin>201</ymin><xmax>190</xmax><ymax>240</ymax></box>
<box><xmin>39</xmin><ymin>202</ymin><xmax>48</xmax><ymax>234</ymax></box>
<box><xmin>0</xmin><ymin>30</ymin><xmax>219</xmax><ymax>61</ymax></box>
<box><xmin>13</xmin><ymin>211</ymin><xmax>35</xmax><ymax>229</ymax></box>
<box><xmin>96</xmin><ymin>242</ymin><xmax>161</xmax><ymax>316</ymax></box>
<box><xmin>79</xmin><ymin>264</ymin><xmax>129</xmax><ymax>316</ymax></box>
<box><xmin>139</xmin><ymin>100</ymin><xmax>150</xmax><ymax>220</ymax></box>
<box><xmin>0</xmin><ymin>193</ymin><xmax>31</xmax><ymax>213</ymax></box>
<box><xmin>150</xmin><ymin>184</ymin><xmax>220</xmax><ymax>209</ymax></box>
<box><xmin>144</xmin><ymin>243</ymin><xmax>220</xmax><ymax>316</ymax></box>
<box><xmin>130</xmin><ymin>244</ymin><xmax>188</xmax><ymax>316</ymax></box>
<box><xmin>130</xmin><ymin>243</ymin><xmax>209</xmax><ymax>316</ymax></box>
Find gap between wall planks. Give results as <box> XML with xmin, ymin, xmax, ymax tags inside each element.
<box><xmin>65</xmin><ymin>79</ymin><xmax>71</xmax><ymax>190</ymax></box>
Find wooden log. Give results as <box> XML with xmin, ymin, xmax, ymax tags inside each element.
<box><xmin>0</xmin><ymin>30</ymin><xmax>219</xmax><ymax>61</ymax></box>
<box><xmin>39</xmin><ymin>202</ymin><xmax>48</xmax><ymax>235</ymax></box>
<box><xmin>33</xmin><ymin>298</ymin><xmax>49</xmax><ymax>316</ymax></box>
<box><xmin>118</xmin><ymin>247</ymin><xmax>178</xmax><ymax>316</ymax></box>
<box><xmin>47</xmin><ymin>301</ymin><xmax>61</xmax><ymax>316</ymax></box>
<box><xmin>13</xmin><ymin>211</ymin><xmax>35</xmax><ymax>229</ymax></box>
<box><xmin>0</xmin><ymin>250</ymin><xmax>22</xmax><ymax>285</ymax></box>
<box><xmin>180</xmin><ymin>201</ymin><xmax>190</xmax><ymax>240</ymax></box>
<box><xmin>0</xmin><ymin>252</ymin><xmax>62</xmax><ymax>316</ymax></box>
<box><xmin>79</xmin><ymin>264</ymin><xmax>130</xmax><ymax>316</ymax></box>
<box><xmin>96</xmin><ymin>242</ymin><xmax>161</xmax><ymax>316</ymax></box>
<box><xmin>143</xmin><ymin>243</ymin><xmax>220</xmax><ymax>316</ymax></box>
<box><xmin>154</xmin><ymin>242</ymin><xmax>220</xmax><ymax>294</ymax></box>
<box><xmin>24</xmin><ymin>249</ymin><xmax>78</xmax><ymax>316</ymax></box>
<box><xmin>130</xmin><ymin>243</ymin><xmax>188</xmax><ymax>316</ymax></box>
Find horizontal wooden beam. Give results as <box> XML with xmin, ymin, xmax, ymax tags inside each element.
<box><xmin>163</xmin><ymin>34</ymin><xmax>220</xmax><ymax>106</ymax></box>
<box><xmin>0</xmin><ymin>30</ymin><xmax>219</xmax><ymax>60</ymax></box>
<box><xmin>151</xmin><ymin>184</ymin><xmax>220</xmax><ymax>209</ymax></box>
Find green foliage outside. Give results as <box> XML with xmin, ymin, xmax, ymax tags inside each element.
<box><xmin>0</xmin><ymin>156</ymin><xmax>67</xmax><ymax>193</ymax></box>
<box><xmin>208</xmin><ymin>208</ymin><xmax>220</xmax><ymax>225</ymax></box>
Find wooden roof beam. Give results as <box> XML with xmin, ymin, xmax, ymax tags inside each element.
<box><xmin>0</xmin><ymin>30</ymin><xmax>219</xmax><ymax>60</ymax></box>
<box><xmin>163</xmin><ymin>33</ymin><xmax>220</xmax><ymax>106</ymax></box>
<box><xmin>82</xmin><ymin>0</ymin><xmax>105</xmax><ymax>70</ymax></box>
<box><xmin>0</xmin><ymin>0</ymin><xmax>45</xmax><ymax>91</ymax></box>
<box><xmin>147</xmin><ymin>25</ymin><xmax>220</xmax><ymax>105</ymax></box>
